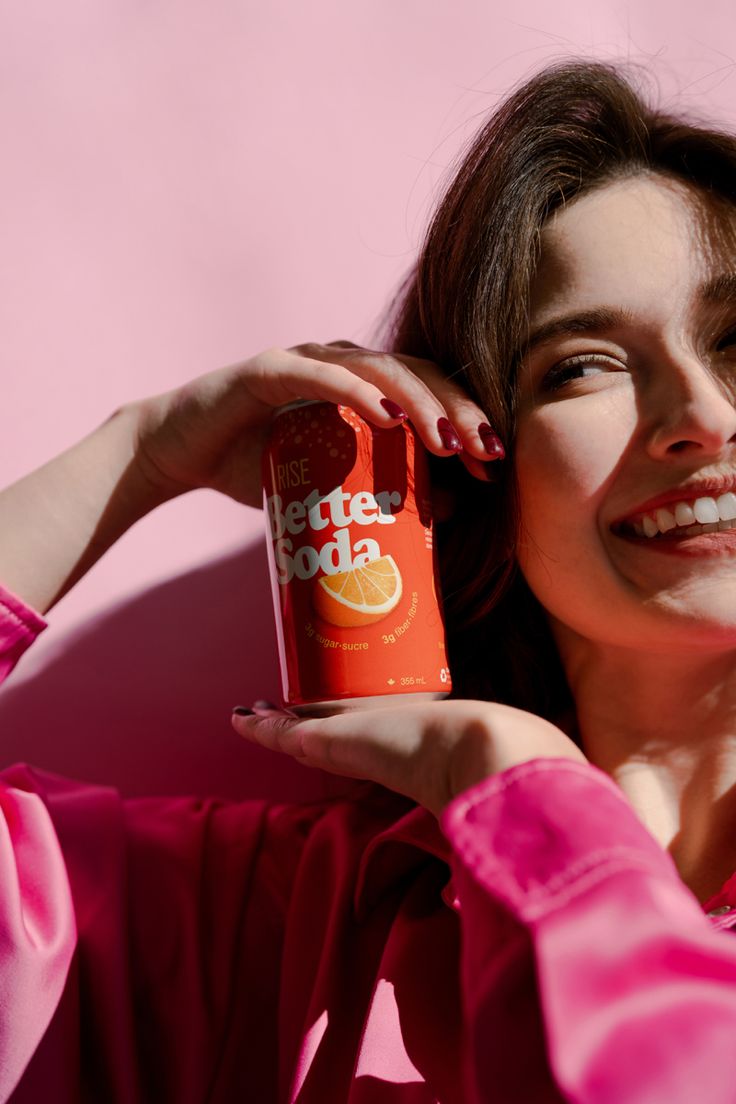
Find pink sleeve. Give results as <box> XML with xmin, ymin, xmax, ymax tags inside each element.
<box><xmin>0</xmin><ymin>780</ymin><xmax>76</xmax><ymax>1103</ymax></box>
<box><xmin>0</xmin><ymin>589</ymin><xmax>73</xmax><ymax>1102</ymax></box>
<box><xmin>0</xmin><ymin>588</ymin><xmax>294</xmax><ymax>1101</ymax></box>
<box><xmin>0</xmin><ymin>583</ymin><xmax>47</xmax><ymax>685</ymax></box>
<box><xmin>0</xmin><ymin>761</ymin><xmax>322</xmax><ymax>1103</ymax></box>
<box><xmin>441</xmin><ymin>757</ymin><xmax>736</xmax><ymax>1104</ymax></box>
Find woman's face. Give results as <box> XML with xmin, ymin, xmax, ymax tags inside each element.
<box><xmin>515</xmin><ymin>172</ymin><xmax>736</xmax><ymax>652</ymax></box>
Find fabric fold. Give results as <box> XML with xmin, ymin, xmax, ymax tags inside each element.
<box><xmin>0</xmin><ymin>781</ymin><xmax>76</xmax><ymax>1103</ymax></box>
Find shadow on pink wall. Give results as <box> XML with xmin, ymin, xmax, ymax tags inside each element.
<box><xmin>0</xmin><ymin>540</ymin><xmax>352</xmax><ymax>803</ymax></box>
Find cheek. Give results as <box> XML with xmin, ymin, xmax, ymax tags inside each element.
<box><xmin>513</xmin><ymin>399</ymin><xmax>631</xmax><ymax>566</ymax></box>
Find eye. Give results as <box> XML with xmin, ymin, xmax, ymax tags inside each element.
<box><xmin>716</xmin><ymin>326</ymin><xmax>736</xmax><ymax>351</ymax></box>
<box><xmin>541</xmin><ymin>353</ymin><xmax>623</xmax><ymax>391</ymax></box>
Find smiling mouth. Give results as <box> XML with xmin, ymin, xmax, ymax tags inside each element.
<box><xmin>612</xmin><ymin>490</ymin><xmax>736</xmax><ymax>540</ymax></box>
<box><xmin>613</xmin><ymin>517</ymin><xmax>736</xmax><ymax>540</ymax></box>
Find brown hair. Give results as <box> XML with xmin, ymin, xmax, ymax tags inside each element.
<box><xmin>375</xmin><ymin>57</ymin><xmax>736</xmax><ymax>730</ymax></box>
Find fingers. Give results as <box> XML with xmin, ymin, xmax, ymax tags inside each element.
<box><xmin>281</xmin><ymin>342</ymin><xmax>506</xmax><ymax>473</ymax></box>
<box><xmin>232</xmin><ymin>706</ymin><xmax>310</xmax><ymax>760</ymax></box>
<box><xmin>231</xmin><ymin>705</ymin><xmax>369</xmax><ymax>780</ymax></box>
<box><xmin>246</xmin><ymin>346</ymin><xmax>412</xmax><ymax>434</ymax></box>
<box><xmin>230</xmin><ymin>702</ymin><xmax>426</xmax><ymax>796</ymax></box>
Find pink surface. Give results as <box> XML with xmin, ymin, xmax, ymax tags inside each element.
<box><xmin>2</xmin><ymin>3</ymin><xmax>736</xmax><ymax>796</ymax></box>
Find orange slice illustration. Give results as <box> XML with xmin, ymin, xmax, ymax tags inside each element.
<box><xmin>313</xmin><ymin>555</ymin><xmax>402</xmax><ymax>628</ymax></box>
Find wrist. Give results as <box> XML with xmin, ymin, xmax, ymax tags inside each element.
<box><xmin>112</xmin><ymin>401</ymin><xmax>179</xmax><ymax>517</ymax></box>
<box><xmin>445</xmin><ymin>702</ymin><xmax>587</xmax><ymax>810</ymax></box>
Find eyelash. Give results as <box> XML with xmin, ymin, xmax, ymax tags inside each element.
<box><xmin>718</xmin><ymin>326</ymin><xmax>736</xmax><ymax>349</ymax></box>
<box><xmin>542</xmin><ymin>354</ymin><xmax>619</xmax><ymax>391</ymax></box>
<box><xmin>542</xmin><ymin>327</ymin><xmax>736</xmax><ymax>392</ymax></box>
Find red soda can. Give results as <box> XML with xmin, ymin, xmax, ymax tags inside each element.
<box><xmin>261</xmin><ymin>400</ymin><xmax>452</xmax><ymax>714</ymax></box>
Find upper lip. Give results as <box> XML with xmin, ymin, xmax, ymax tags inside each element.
<box><xmin>611</xmin><ymin>474</ymin><xmax>736</xmax><ymax>527</ymax></box>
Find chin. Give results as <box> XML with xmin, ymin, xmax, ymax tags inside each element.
<box><xmin>546</xmin><ymin>595</ymin><xmax>736</xmax><ymax>656</ymax></box>
<box><xmin>647</xmin><ymin>606</ymin><xmax>736</xmax><ymax>649</ymax></box>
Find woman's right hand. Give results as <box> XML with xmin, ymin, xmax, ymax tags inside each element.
<box><xmin>131</xmin><ymin>341</ymin><xmax>505</xmax><ymax>509</ymax></box>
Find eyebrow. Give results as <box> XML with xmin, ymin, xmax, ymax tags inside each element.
<box><xmin>521</xmin><ymin>272</ymin><xmax>736</xmax><ymax>358</ymax></box>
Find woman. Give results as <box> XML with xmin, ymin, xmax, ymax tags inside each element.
<box><xmin>3</xmin><ymin>56</ymin><xmax>736</xmax><ymax>1102</ymax></box>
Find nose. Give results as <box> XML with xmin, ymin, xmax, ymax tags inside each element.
<box><xmin>644</xmin><ymin>351</ymin><xmax>736</xmax><ymax>459</ymax></box>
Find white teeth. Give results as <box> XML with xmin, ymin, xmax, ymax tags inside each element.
<box><xmin>717</xmin><ymin>492</ymin><xmax>736</xmax><ymax>520</ymax></box>
<box><xmin>632</xmin><ymin>516</ymin><xmax>736</xmax><ymax>539</ymax></box>
<box><xmin>693</xmin><ymin>497</ymin><xmax>720</xmax><ymax>524</ymax></box>
<box><xmin>655</xmin><ymin>507</ymin><xmax>677</xmax><ymax>533</ymax></box>
<box><xmin>625</xmin><ymin>493</ymin><xmax>736</xmax><ymax>538</ymax></box>
<box><xmin>674</xmin><ymin>502</ymin><xmax>696</xmax><ymax>526</ymax></box>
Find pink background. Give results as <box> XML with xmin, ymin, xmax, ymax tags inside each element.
<box><xmin>2</xmin><ymin>1</ymin><xmax>736</xmax><ymax>798</ymax></box>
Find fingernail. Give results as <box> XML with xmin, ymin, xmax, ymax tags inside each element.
<box><xmin>233</xmin><ymin>706</ymin><xmax>255</xmax><ymax>716</ymax></box>
<box><xmin>478</xmin><ymin>423</ymin><xmax>506</xmax><ymax>459</ymax></box>
<box><xmin>437</xmin><ymin>417</ymin><xmax>463</xmax><ymax>452</ymax></box>
<box><xmin>252</xmin><ymin>699</ymin><xmax>279</xmax><ymax>711</ymax></box>
<box><xmin>380</xmin><ymin>398</ymin><xmax>408</xmax><ymax>420</ymax></box>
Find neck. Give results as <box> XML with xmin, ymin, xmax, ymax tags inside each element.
<box><xmin>551</xmin><ymin>621</ymin><xmax>736</xmax><ymax>905</ymax></box>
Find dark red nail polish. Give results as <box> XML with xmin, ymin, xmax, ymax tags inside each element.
<box><xmin>478</xmin><ymin>423</ymin><xmax>506</xmax><ymax>459</ymax></box>
<box><xmin>380</xmin><ymin>398</ymin><xmax>408</xmax><ymax>420</ymax></box>
<box><xmin>437</xmin><ymin>417</ymin><xmax>463</xmax><ymax>452</ymax></box>
<box><xmin>233</xmin><ymin>706</ymin><xmax>255</xmax><ymax>716</ymax></box>
<box><xmin>253</xmin><ymin>699</ymin><xmax>279</xmax><ymax>711</ymax></box>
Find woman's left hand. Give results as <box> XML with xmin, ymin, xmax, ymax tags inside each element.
<box><xmin>231</xmin><ymin>699</ymin><xmax>587</xmax><ymax>817</ymax></box>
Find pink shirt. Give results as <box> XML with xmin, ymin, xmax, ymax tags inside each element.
<box><xmin>2</xmin><ymin>581</ymin><xmax>736</xmax><ymax>1102</ymax></box>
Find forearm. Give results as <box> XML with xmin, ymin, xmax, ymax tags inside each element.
<box><xmin>0</xmin><ymin>403</ymin><xmax>171</xmax><ymax>615</ymax></box>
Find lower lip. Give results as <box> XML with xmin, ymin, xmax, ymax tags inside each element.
<box><xmin>612</xmin><ymin>528</ymin><xmax>736</xmax><ymax>556</ymax></box>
